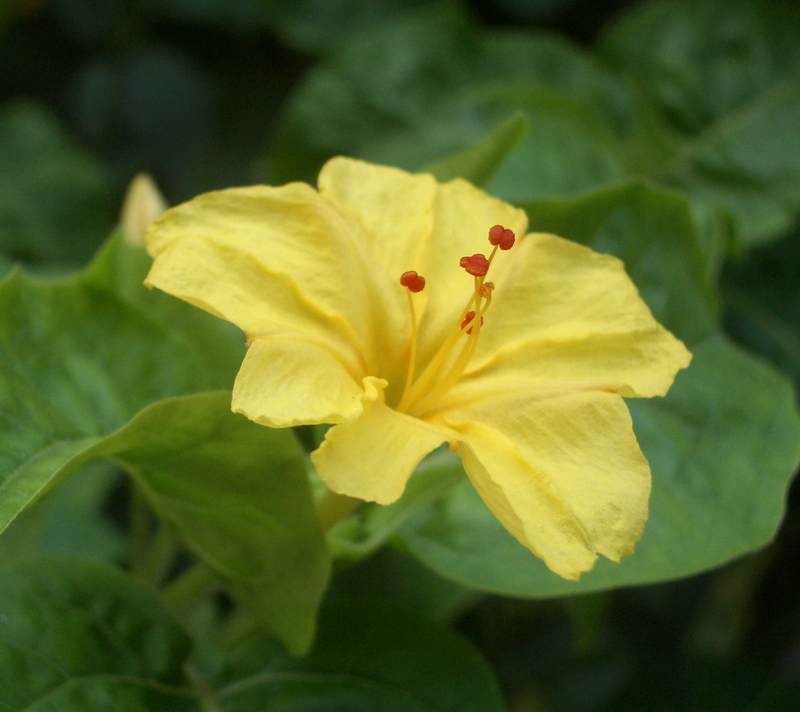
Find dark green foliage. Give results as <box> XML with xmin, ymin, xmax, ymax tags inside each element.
<box><xmin>1</xmin><ymin>1</ymin><xmax>800</xmax><ymax>710</ymax></box>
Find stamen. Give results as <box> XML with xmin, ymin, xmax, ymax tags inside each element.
<box><xmin>488</xmin><ymin>224</ymin><xmax>516</xmax><ymax>250</ymax></box>
<box><xmin>460</xmin><ymin>311</ymin><xmax>483</xmax><ymax>335</ymax></box>
<box><xmin>459</xmin><ymin>254</ymin><xmax>490</xmax><ymax>277</ymax></box>
<box><xmin>399</xmin><ymin>270</ymin><xmax>426</xmax><ymax>293</ymax></box>
<box><xmin>398</xmin><ymin>270</ymin><xmax>426</xmax><ymax>407</ymax></box>
<box><xmin>397</xmin><ymin>225</ymin><xmax>516</xmax><ymax>415</ymax></box>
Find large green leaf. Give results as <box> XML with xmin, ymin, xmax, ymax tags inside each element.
<box><xmin>272</xmin><ymin>0</ymin><xmax>798</xmax><ymax>253</ymax></box>
<box><xmin>0</xmin><ymin>556</ymin><xmax>198</xmax><ymax>711</ymax></box>
<box><xmin>479</xmin><ymin>84</ymin><xmax>624</xmax><ymax>202</ymax></box>
<box><xmin>262</xmin><ymin>0</ymin><xmax>438</xmax><ymax>53</ymax></box>
<box><xmin>0</xmin><ymin>460</ymin><xmax>125</xmax><ymax>565</ymax></box>
<box><xmin>330</xmin><ymin>547</ymin><xmax>479</xmax><ymax>624</ymax></box>
<box><xmin>0</xmin><ymin>560</ymin><xmax>504</xmax><ymax>711</ymax></box>
<box><xmin>115</xmin><ymin>393</ymin><xmax>331</xmax><ymax>655</ymax></box>
<box><xmin>82</xmin><ymin>233</ymin><xmax>244</xmax><ymax>384</ymax></box>
<box><xmin>723</xmin><ymin>228</ymin><xmax>800</xmax><ymax>391</ymax></box>
<box><xmin>0</xmin><ymin>271</ymin><xmax>209</xmax><ymax>528</ymax></box>
<box><xmin>218</xmin><ymin>599</ymin><xmax>507</xmax><ymax>712</ymax></box>
<box><xmin>0</xmin><ymin>101</ymin><xmax>114</xmax><ymax>267</ymax></box>
<box><xmin>0</xmin><ymin>233</ymin><xmax>241</xmax><ymax>523</ymax></box>
<box><xmin>394</xmin><ymin>336</ymin><xmax>800</xmax><ymax>596</ymax></box>
<box><xmin>269</xmin><ymin>4</ymin><xmax>480</xmax><ymax>183</ymax></box>
<box><xmin>425</xmin><ymin>111</ymin><xmax>528</xmax><ymax>187</ymax></box>
<box><xmin>0</xmin><ymin>243</ymin><xmax>330</xmax><ymax>653</ymax></box>
<box><xmin>269</xmin><ymin>5</ymin><xmax>625</xmax><ymax>185</ymax></box>
<box><xmin>599</xmin><ymin>0</ymin><xmax>800</xmax><ymax>248</ymax></box>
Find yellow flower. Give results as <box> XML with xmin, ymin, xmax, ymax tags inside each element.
<box><xmin>144</xmin><ymin>157</ymin><xmax>691</xmax><ymax>581</ymax></box>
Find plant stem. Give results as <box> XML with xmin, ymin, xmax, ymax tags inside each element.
<box><xmin>315</xmin><ymin>488</ymin><xmax>361</xmax><ymax>531</ymax></box>
<box><xmin>162</xmin><ymin>564</ymin><xmax>219</xmax><ymax>612</ymax></box>
<box><xmin>139</xmin><ymin>524</ymin><xmax>178</xmax><ymax>587</ymax></box>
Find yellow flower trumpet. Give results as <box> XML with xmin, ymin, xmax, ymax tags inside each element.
<box><xmin>144</xmin><ymin>157</ymin><xmax>690</xmax><ymax>580</ymax></box>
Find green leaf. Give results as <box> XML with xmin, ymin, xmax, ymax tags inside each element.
<box><xmin>0</xmin><ymin>250</ymin><xmax>330</xmax><ymax>653</ymax></box>
<box><xmin>269</xmin><ymin>6</ymin><xmax>625</xmax><ymax>185</ymax></box>
<box><xmin>82</xmin><ymin>233</ymin><xmax>244</xmax><ymax>385</ymax></box>
<box><xmin>262</xmin><ymin>0</ymin><xmax>438</xmax><ymax>53</ymax></box>
<box><xmin>395</xmin><ymin>336</ymin><xmax>800</xmax><ymax>596</ymax></box>
<box><xmin>269</xmin><ymin>4</ymin><xmax>480</xmax><ymax>183</ymax></box>
<box><xmin>0</xmin><ymin>460</ymin><xmax>125</xmax><ymax>565</ymax></box>
<box><xmin>425</xmin><ymin>111</ymin><xmax>528</xmax><ymax>187</ymax></box>
<box><xmin>0</xmin><ymin>556</ymin><xmax>198</xmax><ymax>711</ymax></box>
<box><xmin>723</xmin><ymin>228</ymin><xmax>800</xmax><ymax>390</ymax></box>
<box><xmin>330</xmin><ymin>547</ymin><xmax>479</xmax><ymax>624</ymax></box>
<box><xmin>218</xmin><ymin>599</ymin><xmax>507</xmax><ymax>712</ymax></box>
<box><xmin>0</xmin><ymin>269</ymin><xmax>211</xmax><ymax>528</ymax></box>
<box><xmin>272</xmin><ymin>0</ymin><xmax>798</xmax><ymax>255</ymax></box>
<box><xmin>520</xmin><ymin>181</ymin><xmax>718</xmax><ymax>346</ymax></box>
<box><xmin>115</xmin><ymin>393</ymin><xmax>331</xmax><ymax>655</ymax></box>
<box><xmin>269</xmin><ymin>2</ymin><xmax>633</xmax><ymax>189</ymax></box>
<box><xmin>0</xmin><ymin>271</ymin><xmax>209</xmax><ymax>528</ymax></box>
<box><xmin>599</xmin><ymin>0</ymin><xmax>800</xmax><ymax>248</ymax></box>
<box><xmin>0</xmin><ymin>100</ymin><xmax>114</xmax><ymax>267</ymax></box>
<box><xmin>0</xmin><ymin>232</ymin><xmax>240</xmax><ymax>528</ymax></box>
<box><xmin>481</xmin><ymin>84</ymin><xmax>624</xmax><ymax>202</ymax></box>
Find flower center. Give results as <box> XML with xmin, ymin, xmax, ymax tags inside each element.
<box><xmin>396</xmin><ymin>225</ymin><xmax>516</xmax><ymax>416</ymax></box>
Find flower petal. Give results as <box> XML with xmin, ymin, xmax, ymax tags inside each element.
<box><xmin>312</xmin><ymin>377</ymin><xmax>452</xmax><ymax>505</ymax></box>
<box><xmin>318</xmin><ymin>157</ymin><xmax>437</xmax><ymax>283</ymax></box>
<box><xmin>145</xmin><ymin>181</ymin><xmax>405</xmax><ymax>376</ymax></box>
<box><xmin>442</xmin><ymin>389</ymin><xmax>651</xmax><ymax>580</ymax></box>
<box><xmin>468</xmin><ymin>232</ymin><xmax>691</xmax><ymax>397</ymax></box>
<box><xmin>232</xmin><ymin>338</ymin><xmax>363</xmax><ymax>428</ymax></box>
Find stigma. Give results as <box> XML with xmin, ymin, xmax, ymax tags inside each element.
<box><xmin>396</xmin><ymin>225</ymin><xmax>516</xmax><ymax>415</ymax></box>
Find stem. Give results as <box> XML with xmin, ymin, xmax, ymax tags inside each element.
<box><xmin>138</xmin><ymin>525</ymin><xmax>178</xmax><ymax>587</ymax></box>
<box><xmin>162</xmin><ymin>564</ymin><xmax>219</xmax><ymax>612</ymax></box>
<box><xmin>315</xmin><ymin>488</ymin><xmax>361</xmax><ymax>531</ymax></box>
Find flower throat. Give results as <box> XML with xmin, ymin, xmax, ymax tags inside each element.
<box><xmin>396</xmin><ymin>224</ymin><xmax>516</xmax><ymax>416</ymax></box>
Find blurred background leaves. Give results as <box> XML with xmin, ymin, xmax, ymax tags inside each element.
<box><xmin>1</xmin><ymin>0</ymin><xmax>799</xmax><ymax>710</ymax></box>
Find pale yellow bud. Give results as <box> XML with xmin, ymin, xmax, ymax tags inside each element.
<box><xmin>120</xmin><ymin>173</ymin><xmax>167</xmax><ymax>246</ymax></box>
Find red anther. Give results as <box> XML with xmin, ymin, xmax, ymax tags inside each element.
<box><xmin>460</xmin><ymin>310</ymin><xmax>484</xmax><ymax>335</ymax></box>
<box><xmin>399</xmin><ymin>270</ymin><xmax>426</xmax><ymax>293</ymax></box>
<box><xmin>459</xmin><ymin>253</ymin><xmax>490</xmax><ymax>276</ymax></box>
<box><xmin>488</xmin><ymin>224</ymin><xmax>515</xmax><ymax>250</ymax></box>
<box><xmin>479</xmin><ymin>281</ymin><xmax>494</xmax><ymax>298</ymax></box>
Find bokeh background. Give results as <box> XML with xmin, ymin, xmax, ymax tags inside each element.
<box><xmin>2</xmin><ymin>0</ymin><xmax>799</xmax><ymax>709</ymax></box>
